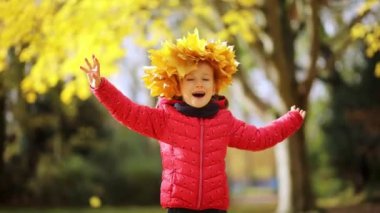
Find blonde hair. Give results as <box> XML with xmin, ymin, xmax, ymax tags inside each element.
<box><xmin>142</xmin><ymin>29</ymin><xmax>239</xmax><ymax>99</ymax></box>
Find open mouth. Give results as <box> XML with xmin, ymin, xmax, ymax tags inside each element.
<box><xmin>192</xmin><ymin>92</ymin><xmax>206</xmax><ymax>98</ymax></box>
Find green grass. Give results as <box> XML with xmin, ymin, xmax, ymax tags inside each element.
<box><xmin>0</xmin><ymin>205</ymin><xmax>276</xmax><ymax>213</ymax></box>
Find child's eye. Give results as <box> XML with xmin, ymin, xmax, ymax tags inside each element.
<box><xmin>202</xmin><ymin>78</ymin><xmax>210</xmax><ymax>81</ymax></box>
<box><xmin>186</xmin><ymin>78</ymin><xmax>194</xmax><ymax>81</ymax></box>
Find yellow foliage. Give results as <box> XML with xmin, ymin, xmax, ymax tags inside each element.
<box><xmin>181</xmin><ymin>18</ymin><xmax>199</xmax><ymax>34</ymax></box>
<box><xmin>168</xmin><ymin>0</ymin><xmax>180</xmax><ymax>7</ymax></box>
<box><xmin>237</xmin><ymin>0</ymin><xmax>257</xmax><ymax>7</ymax></box>
<box><xmin>192</xmin><ymin>0</ymin><xmax>214</xmax><ymax>18</ymax></box>
<box><xmin>1</xmin><ymin>0</ymin><xmax>263</xmax><ymax>103</ymax></box>
<box><xmin>61</xmin><ymin>81</ymin><xmax>76</xmax><ymax>105</ymax></box>
<box><xmin>136</xmin><ymin>19</ymin><xmax>174</xmax><ymax>48</ymax></box>
<box><xmin>353</xmin><ymin>0</ymin><xmax>380</xmax><ymax>77</ymax></box>
<box><xmin>222</xmin><ymin>10</ymin><xmax>256</xmax><ymax>43</ymax></box>
<box><xmin>0</xmin><ymin>49</ymin><xmax>7</xmax><ymax>72</ymax></box>
<box><xmin>350</xmin><ymin>23</ymin><xmax>369</xmax><ymax>40</ymax></box>
<box><xmin>363</xmin><ymin>25</ymin><xmax>380</xmax><ymax>57</ymax></box>
<box><xmin>375</xmin><ymin>63</ymin><xmax>380</xmax><ymax>78</ymax></box>
<box><xmin>357</xmin><ymin>0</ymin><xmax>379</xmax><ymax>16</ymax></box>
<box><xmin>26</xmin><ymin>93</ymin><xmax>37</xmax><ymax>104</ymax></box>
<box><xmin>0</xmin><ymin>0</ymin><xmax>155</xmax><ymax>104</ymax></box>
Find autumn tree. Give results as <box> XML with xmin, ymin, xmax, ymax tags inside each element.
<box><xmin>0</xmin><ymin>0</ymin><xmax>161</xmax><ymax>204</ymax></box>
<box><xmin>0</xmin><ymin>0</ymin><xmax>149</xmax><ymax>175</ymax></box>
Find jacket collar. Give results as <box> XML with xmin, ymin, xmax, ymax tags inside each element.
<box><xmin>157</xmin><ymin>96</ymin><xmax>228</xmax><ymax>118</ymax></box>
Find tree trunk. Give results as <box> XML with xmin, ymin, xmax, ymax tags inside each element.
<box><xmin>262</xmin><ymin>0</ymin><xmax>315</xmax><ymax>209</ymax></box>
<box><xmin>289</xmin><ymin>127</ymin><xmax>314</xmax><ymax>211</ymax></box>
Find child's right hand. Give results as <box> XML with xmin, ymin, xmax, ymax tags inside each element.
<box><xmin>80</xmin><ymin>55</ymin><xmax>101</xmax><ymax>88</ymax></box>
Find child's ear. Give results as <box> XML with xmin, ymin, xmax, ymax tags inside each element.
<box><xmin>175</xmin><ymin>90</ymin><xmax>182</xmax><ymax>97</ymax></box>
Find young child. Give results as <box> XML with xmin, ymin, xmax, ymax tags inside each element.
<box><xmin>80</xmin><ymin>31</ymin><xmax>305</xmax><ymax>213</ymax></box>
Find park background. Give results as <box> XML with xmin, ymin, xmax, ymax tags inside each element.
<box><xmin>0</xmin><ymin>0</ymin><xmax>379</xmax><ymax>212</ymax></box>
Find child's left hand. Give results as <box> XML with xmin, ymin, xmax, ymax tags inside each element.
<box><xmin>290</xmin><ymin>105</ymin><xmax>306</xmax><ymax>119</ymax></box>
<box><xmin>80</xmin><ymin>55</ymin><xmax>101</xmax><ymax>88</ymax></box>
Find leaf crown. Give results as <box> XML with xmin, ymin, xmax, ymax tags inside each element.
<box><xmin>142</xmin><ymin>29</ymin><xmax>239</xmax><ymax>99</ymax></box>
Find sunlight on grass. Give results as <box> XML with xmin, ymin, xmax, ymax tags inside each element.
<box><xmin>317</xmin><ymin>187</ymin><xmax>367</xmax><ymax>209</ymax></box>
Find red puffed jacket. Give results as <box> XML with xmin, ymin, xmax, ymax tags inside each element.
<box><xmin>92</xmin><ymin>78</ymin><xmax>304</xmax><ymax>211</ymax></box>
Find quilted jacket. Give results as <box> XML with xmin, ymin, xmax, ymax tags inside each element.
<box><xmin>92</xmin><ymin>78</ymin><xmax>304</xmax><ymax>210</ymax></box>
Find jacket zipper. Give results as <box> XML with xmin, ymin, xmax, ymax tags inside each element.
<box><xmin>197</xmin><ymin>118</ymin><xmax>204</xmax><ymax>209</ymax></box>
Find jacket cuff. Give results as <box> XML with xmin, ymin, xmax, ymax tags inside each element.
<box><xmin>288</xmin><ymin>110</ymin><xmax>304</xmax><ymax>125</ymax></box>
<box><xmin>90</xmin><ymin>77</ymin><xmax>104</xmax><ymax>90</ymax></box>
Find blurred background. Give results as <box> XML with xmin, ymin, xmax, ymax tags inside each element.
<box><xmin>0</xmin><ymin>0</ymin><xmax>379</xmax><ymax>212</ymax></box>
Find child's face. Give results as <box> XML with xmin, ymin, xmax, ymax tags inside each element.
<box><xmin>179</xmin><ymin>62</ymin><xmax>216</xmax><ymax>108</ymax></box>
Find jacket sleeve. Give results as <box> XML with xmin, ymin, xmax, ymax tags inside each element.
<box><xmin>92</xmin><ymin>78</ymin><xmax>166</xmax><ymax>140</ymax></box>
<box><xmin>228</xmin><ymin>111</ymin><xmax>303</xmax><ymax>151</ymax></box>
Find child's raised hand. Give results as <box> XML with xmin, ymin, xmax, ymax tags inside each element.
<box><xmin>290</xmin><ymin>105</ymin><xmax>306</xmax><ymax>119</ymax></box>
<box><xmin>80</xmin><ymin>55</ymin><xmax>101</xmax><ymax>88</ymax></box>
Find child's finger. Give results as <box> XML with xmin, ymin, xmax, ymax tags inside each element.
<box><xmin>94</xmin><ymin>57</ymin><xmax>100</xmax><ymax>71</ymax></box>
<box><xmin>80</xmin><ymin>66</ymin><xmax>89</xmax><ymax>73</ymax></box>
<box><xmin>92</xmin><ymin>55</ymin><xmax>96</xmax><ymax>65</ymax></box>
<box><xmin>85</xmin><ymin>58</ymin><xmax>92</xmax><ymax>69</ymax></box>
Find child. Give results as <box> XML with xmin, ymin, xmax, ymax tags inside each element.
<box><xmin>80</xmin><ymin>31</ymin><xmax>305</xmax><ymax>213</ymax></box>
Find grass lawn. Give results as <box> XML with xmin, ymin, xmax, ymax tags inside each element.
<box><xmin>0</xmin><ymin>205</ymin><xmax>276</xmax><ymax>213</ymax></box>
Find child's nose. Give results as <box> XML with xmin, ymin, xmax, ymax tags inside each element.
<box><xmin>195</xmin><ymin>84</ymin><xmax>204</xmax><ymax>88</ymax></box>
